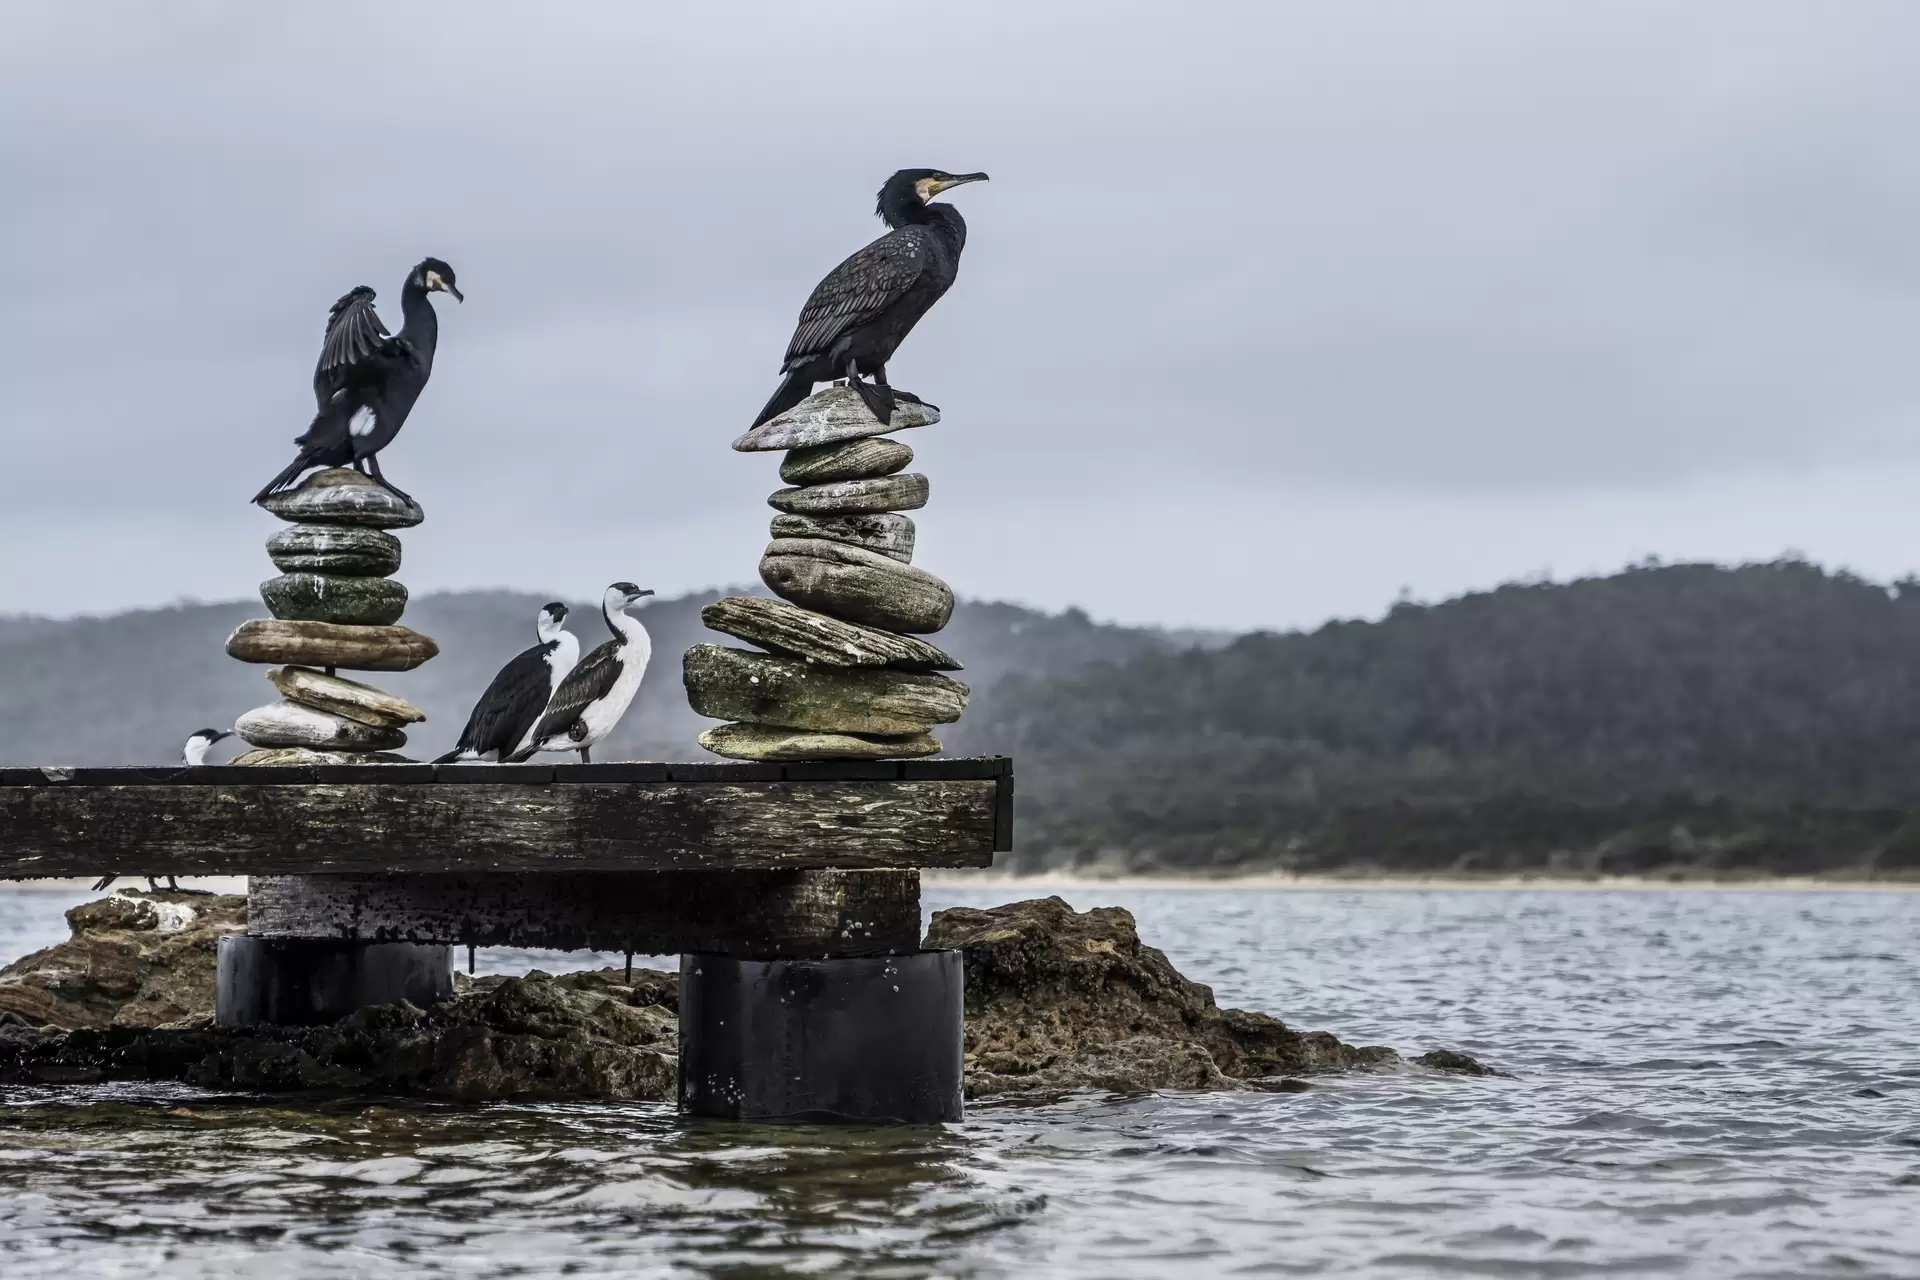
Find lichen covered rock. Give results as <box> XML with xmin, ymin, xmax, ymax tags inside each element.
<box><xmin>759</xmin><ymin>537</ymin><xmax>955</xmax><ymax>634</ymax></box>
<box><xmin>700</xmin><ymin>596</ymin><xmax>961</xmax><ymax>670</ymax></box>
<box><xmin>0</xmin><ymin>965</ymin><xmax>678</xmax><ymax>1103</ymax></box>
<box><xmin>699</xmin><ymin>722</ymin><xmax>943</xmax><ymax>761</ymax></box>
<box><xmin>779</xmin><ymin>436</ymin><xmax>914</xmax><ymax>485</ymax></box>
<box><xmin>683</xmin><ymin>643</ymin><xmax>968</xmax><ymax>736</ymax></box>
<box><xmin>924</xmin><ymin>896</ymin><xmax>1404</xmax><ymax>1098</ymax></box>
<box><xmin>257</xmin><ymin>467</ymin><xmax>424</xmax><ymax>529</ymax></box>
<box><xmin>0</xmin><ymin>892</ymin><xmax>248</xmax><ymax>1030</ymax></box>
<box><xmin>267</xmin><ymin>524</ymin><xmax>403</xmax><ymax>576</ymax></box>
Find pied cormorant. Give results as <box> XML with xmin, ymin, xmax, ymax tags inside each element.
<box><xmin>94</xmin><ymin>728</ymin><xmax>232</xmax><ymax>893</ymax></box>
<box><xmin>508</xmin><ymin>583</ymin><xmax>654</xmax><ymax>764</ymax></box>
<box><xmin>435</xmin><ymin>602</ymin><xmax>581</xmax><ymax>763</ymax></box>
<box><xmin>253</xmin><ymin>257</ymin><xmax>463</xmax><ymax>506</ymax></box>
<box><xmin>753</xmin><ymin>169</ymin><xmax>988</xmax><ymax>428</ymax></box>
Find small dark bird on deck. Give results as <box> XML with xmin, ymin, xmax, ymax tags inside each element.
<box><xmin>95</xmin><ymin>729</ymin><xmax>231</xmax><ymax>894</ymax></box>
<box><xmin>753</xmin><ymin>169</ymin><xmax>988</xmax><ymax>429</ymax></box>
<box><xmin>508</xmin><ymin>583</ymin><xmax>654</xmax><ymax>764</ymax></box>
<box><xmin>434</xmin><ymin>603</ymin><xmax>581</xmax><ymax>764</ymax></box>
<box><xmin>253</xmin><ymin>257</ymin><xmax>463</xmax><ymax>507</ymax></box>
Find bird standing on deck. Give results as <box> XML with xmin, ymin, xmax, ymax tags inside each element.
<box><xmin>753</xmin><ymin>169</ymin><xmax>988</xmax><ymax>428</ymax></box>
<box><xmin>253</xmin><ymin>257</ymin><xmax>463</xmax><ymax>506</ymax></box>
<box><xmin>94</xmin><ymin>729</ymin><xmax>232</xmax><ymax>894</ymax></box>
<box><xmin>508</xmin><ymin>583</ymin><xmax>654</xmax><ymax>764</ymax></box>
<box><xmin>435</xmin><ymin>603</ymin><xmax>581</xmax><ymax>764</ymax></box>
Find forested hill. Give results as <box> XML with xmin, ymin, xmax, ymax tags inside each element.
<box><xmin>0</xmin><ymin>591</ymin><xmax>1202</xmax><ymax>766</ymax></box>
<box><xmin>946</xmin><ymin>561</ymin><xmax>1920</xmax><ymax>875</ymax></box>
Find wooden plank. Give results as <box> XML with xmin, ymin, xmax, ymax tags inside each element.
<box><xmin>0</xmin><ymin>780</ymin><xmax>996</xmax><ymax>876</ymax></box>
<box><xmin>0</xmin><ymin>759</ymin><xmax>1012</xmax><ymax>786</ymax></box>
<box><xmin>248</xmin><ymin>869</ymin><xmax>922</xmax><ymax>957</ymax></box>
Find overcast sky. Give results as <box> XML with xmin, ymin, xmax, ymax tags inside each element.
<box><xmin>5</xmin><ymin>1</ymin><xmax>1920</xmax><ymax>630</ymax></box>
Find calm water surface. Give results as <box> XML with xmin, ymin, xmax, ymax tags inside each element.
<box><xmin>0</xmin><ymin>885</ymin><xmax>1915</xmax><ymax>1278</ymax></box>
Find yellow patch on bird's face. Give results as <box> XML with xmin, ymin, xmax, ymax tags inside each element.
<box><xmin>916</xmin><ymin>176</ymin><xmax>941</xmax><ymax>201</ymax></box>
<box><xmin>425</xmin><ymin>270</ymin><xmax>444</xmax><ymax>290</ymax></box>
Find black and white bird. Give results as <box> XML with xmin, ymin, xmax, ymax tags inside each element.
<box><xmin>508</xmin><ymin>583</ymin><xmax>654</xmax><ymax>764</ymax></box>
<box><xmin>753</xmin><ymin>169</ymin><xmax>988</xmax><ymax>428</ymax></box>
<box><xmin>434</xmin><ymin>602</ymin><xmax>581</xmax><ymax>764</ymax></box>
<box><xmin>95</xmin><ymin>729</ymin><xmax>232</xmax><ymax>893</ymax></box>
<box><xmin>253</xmin><ymin>257</ymin><xmax>463</xmax><ymax>507</ymax></box>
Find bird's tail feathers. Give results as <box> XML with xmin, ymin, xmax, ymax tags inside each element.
<box><xmin>431</xmin><ymin>748</ymin><xmax>471</xmax><ymax>765</ymax></box>
<box><xmin>252</xmin><ymin>450</ymin><xmax>317</xmax><ymax>505</ymax></box>
<box><xmin>752</xmin><ymin>371</ymin><xmax>813</xmax><ymax>428</ymax></box>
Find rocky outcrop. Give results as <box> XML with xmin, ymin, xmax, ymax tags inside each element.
<box><xmin>923</xmin><ymin>897</ymin><xmax>1488</xmax><ymax>1098</ymax></box>
<box><xmin>0</xmin><ymin>958</ymin><xmax>677</xmax><ymax>1102</ymax></box>
<box><xmin>0</xmin><ymin>894</ymin><xmax>1493</xmax><ymax>1101</ymax></box>
<box><xmin>0</xmin><ymin>891</ymin><xmax>247</xmax><ymax>1030</ymax></box>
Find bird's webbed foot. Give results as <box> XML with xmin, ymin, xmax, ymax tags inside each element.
<box><xmin>850</xmin><ymin>376</ymin><xmax>897</xmax><ymax>425</ymax></box>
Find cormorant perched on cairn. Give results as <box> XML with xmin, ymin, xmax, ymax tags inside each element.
<box><xmin>95</xmin><ymin>729</ymin><xmax>231</xmax><ymax>893</ymax></box>
<box><xmin>753</xmin><ymin>169</ymin><xmax>988</xmax><ymax>428</ymax></box>
<box><xmin>509</xmin><ymin>583</ymin><xmax>654</xmax><ymax>763</ymax></box>
<box><xmin>435</xmin><ymin>602</ymin><xmax>580</xmax><ymax>763</ymax></box>
<box><xmin>253</xmin><ymin>257</ymin><xmax>463</xmax><ymax>507</ymax></box>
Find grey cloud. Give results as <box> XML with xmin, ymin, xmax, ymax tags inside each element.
<box><xmin>4</xmin><ymin>0</ymin><xmax>1920</xmax><ymax>623</ymax></box>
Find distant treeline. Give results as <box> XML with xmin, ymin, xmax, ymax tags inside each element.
<box><xmin>9</xmin><ymin>561</ymin><xmax>1920</xmax><ymax>877</ymax></box>
<box><xmin>948</xmin><ymin>561</ymin><xmax>1920</xmax><ymax>876</ymax></box>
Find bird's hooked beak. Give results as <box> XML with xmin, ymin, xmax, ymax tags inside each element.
<box><xmin>211</xmin><ymin>730</ymin><xmax>233</xmax><ymax>744</ymax></box>
<box><xmin>443</xmin><ymin>282</ymin><xmax>465</xmax><ymax>302</ymax></box>
<box><xmin>931</xmin><ymin>172</ymin><xmax>989</xmax><ymax>196</ymax></box>
<box><xmin>628</xmin><ymin>588</ymin><xmax>656</xmax><ymax>607</ymax></box>
<box><xmin>426</xmin><ymin>270</ymin><xmax>464</xmax><ymax>302</ymax></box>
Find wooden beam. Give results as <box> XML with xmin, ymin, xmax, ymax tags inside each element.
<box><xmin>0</xmin><ymin>780</ymin><xmax>997</xmax><ymax>877</ymax></box>
<box><xmin>247</xmin><ymin>869</ymin><xmax>922</xmax><ymax>957</ymax></box>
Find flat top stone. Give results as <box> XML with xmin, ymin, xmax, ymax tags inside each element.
<box><xmin>733</xmin><ymin>385</ymin><xmax>939</xmax><ymax>453</ymax></box>
<box><xmin>258</xmin><ymin>468</ymin><xmax>425</xmax><ymax>529</ymax></box>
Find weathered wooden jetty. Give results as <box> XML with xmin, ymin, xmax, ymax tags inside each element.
<box><xmin>0</xmin><ymin>757</ymin><xmax>1011</xmax><ymax>1122</ymax></box>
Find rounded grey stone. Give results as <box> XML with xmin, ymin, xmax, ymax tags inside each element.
<box><xmin>699</xmin><ymin>722</ymin><xmax>943</xmax><ymax>761</ymax></box>
<box><xmin>768</xmin><ymin>474</ymin><xmax>928</xmax><ymax>517</ymax></box>
<box><xmin>261</xmin><ymin>573</ymin><xmax>409</xmax><ymax>626</ymax></box>
<box><xmin>768</xmin><ymin>513</ymin><xmax>915</xmax><ymax>564</ymax></box>
<box><xmin>258</xmin><ymin>468</ymin><xmax>424</xmax><ymax>528</ymax></box>
<box><xmin>759</xmin><ymin>538</ymin><xmax>953</xmax><ymax>634</ymax></box>
<box><xmin>234</xmin><ymin>700</ymin><xmax>409</xmax><ymax>751</ymax></box>
<box><xmin>267</xmin><ymin>525</ymin><xmax>403</xmax><ymax>576</ymax></box>
<box><xmin>779</xmin><ymin>437</ymin><xmax>914</xmax><ymax>486</ymax></box>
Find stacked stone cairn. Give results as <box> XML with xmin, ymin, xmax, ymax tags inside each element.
<box><xmin>223</xmin><ymin>469</ymin><xmax>438</xmax><ymax>764</ymax></box>
<box><xmin>685</xmin><ymin>385</ymin><xmax>969</xmax><ymax>760</ymax></box>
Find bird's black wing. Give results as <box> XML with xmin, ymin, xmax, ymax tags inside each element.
<box><xmin>782</xmin><ymin>226</ymin><xmax>932</xmax><ymax>367</ymax></box>
<box><xmin>529</xmin><ymin>639</ymin><xmax>622</xmax><ymax>745</ymax></box>
<box><xmin>313</xmin><ymin>287</ymin><xmax>392</xmax><ymax>400</ymax></box>
<box><xmin>460</xmin><ymin>644</ymin><xmax>556</xmax><ymax>758</ymax></box>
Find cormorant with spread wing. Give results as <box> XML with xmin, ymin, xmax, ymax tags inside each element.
<box><xmin>434</xmin><ymin>602</ymin><xmax>580</xmax><ymax>764</ymax></box>
<box><xmin>753</xmin><ymin>169</ymin><xmax>988</xmax><ymax>428</ymax></box>
<box><xmin>508</xmin><ymin>583</ymin><xmax>654</xmax><ymax>764</ymax></box>
<box><xmin>253</xmin><ymin>257</ymin><xmax>462</xmax><ymax>506</ymax></box>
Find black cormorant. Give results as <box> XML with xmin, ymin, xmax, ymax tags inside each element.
<box><xmin>95</xmin><ymin>729</ymin><xmax>232</xmax><ymax>893</ymax></box>
<box><xmin>434</xmin><ymin>602</ymin><xmax>581</xmax><ymax>764</ymax></box>
<box><xmin>508</xmin><ymin>583</ymin><xmax>654</xmax><ymax>764</ymax></box>
<box><xmin>753</xmin><ymin>169</ymin><xmax>988</xmax><ymax>428</ymax></box>
<box><xmin>253</xmin><ymin>257</ymin><xmax>462</xmax><ymax>506</ymax></box>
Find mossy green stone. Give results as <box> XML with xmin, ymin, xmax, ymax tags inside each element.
<box><xmin>260</xmin><ymin>573</ymin><xmax>409</xmax><ymax>626</ymax></box>
<box><xmin>683</xmin><ymin>644</ymin><xmax>968</xmax><ymax>736</ymax></box>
